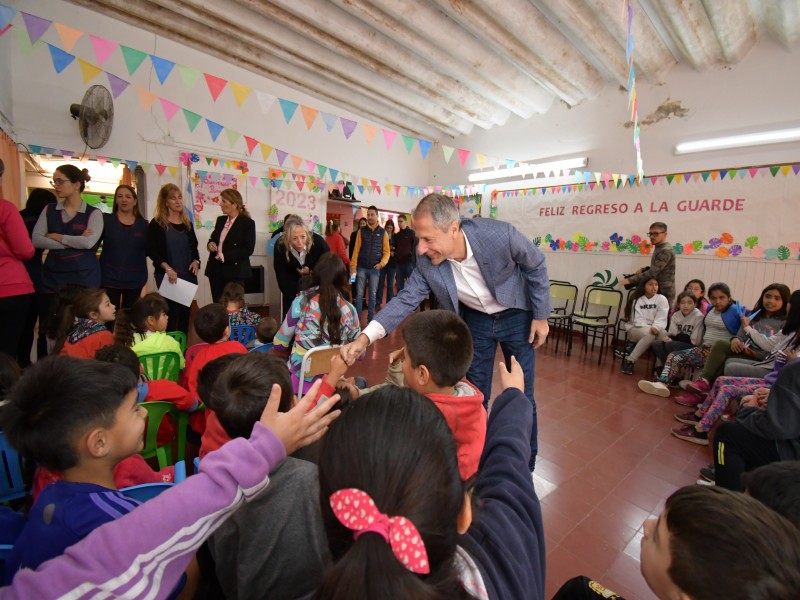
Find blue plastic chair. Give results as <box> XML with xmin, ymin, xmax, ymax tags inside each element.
<box><xmin>120</xmin><ymin>482</ymin><xmax>175</xmax><ymax>502</ymax></box>
<box><xmin>230</xmin><ymin>325</ymin><xmax>256</xmax><ymax>346</ymax></box>
<box><xmin>249</xmin><ymin>342</ymin><xmax>274</xmax><ymax>353</ymax></box>
<box><xmin>0</xmin><ymin>506</ymin><xmax>25</xmax><ymax>560</ymax></box>
<box><xmin>0</xmin><ymin>432</ymin><xmax>26</xmax><ymax>503</ymax></box>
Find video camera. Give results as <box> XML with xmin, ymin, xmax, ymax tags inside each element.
<box><xmin>622</xmin><ymin>266</ymin><xmax>650</xmax><ymax>290</ymax></box>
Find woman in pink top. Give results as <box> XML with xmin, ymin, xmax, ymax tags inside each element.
<box><xmin>325</xmin><ymin>220</ymin><xmax>350</xmax><ymax>270</ymax></box>
<box><xmin>0</xmin><ymin>159</ymin><xmax>36</xmax><ymax>358</ymax></box>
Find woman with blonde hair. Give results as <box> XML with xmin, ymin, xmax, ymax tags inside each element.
<box><xmin>146</xmin><ymin>183</ymin><xmax>200</xmax><ymax>335</ymax></box>
<box><xmin>205</xmin><ymin>188</ymin><xmax>256</xmax><ymax>302</ymax></box>
<box><xmin>274</xmin><ymin>215</ymin><xmax>329</xmax><ymax>318</ymax></box>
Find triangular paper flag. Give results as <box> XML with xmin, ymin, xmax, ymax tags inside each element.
<box><xmin>78</xmin><ymin>58</ymin><xmax>103</xmax><ymax>84</ymax></box>
<box><xmin>136</xmin><ymin>87</ymin><xmax>158</xmax><ymax>110</ymax></box>
<box><xmin>125</xmin><ymin>160</ymin><xmax>138</xmax><ymax>171</ymax></box>
<box><xmin>418</xmin><ymin>139</ymin><xmax>432</xmax><ymax>160</ymax></box>
<box><xmin>53</xmin><ymin>22</ymin><xmax>82</xmax><ymax>52</ymax></box>
<box><xmin>475</xmin><ymin>153</ymin><xmax>486</xmax><ymax>169</ymax></box>
<box><xmin>106</xmin><ymin>72</ymin><xmax>130</xmax><ymax>98</ymax></box>
<box><xmin>109</xmin><ymin>158</ymin><xmax>121</xmax><ymax>167</ymax></box>
<box><xmin>159</xmin><ymin>97</ymin><xmax>180</xmax><ymax>122</ymax></box>
<box><xmin>259</xmin><ymin>143</ymin><xmax>273</xmax><ymax>161</ymax></box>
<box><xmin>442</xmin><ymin>145</ymin><xmax>454</xmax><ymax>163</ymax></box>
<box><xmin>321</xmin><ymin>112</ymin><xmax>337</xmax><ymax>132</ymax></box>
<box><xmin>317</xmin><ymin>165</ymin><xmax>328</xmax><ymax>179</ymax></box>
<box><xmin>206</xmin><ymin>119</ymin><xmax>224</xmax><ymax>142</ymax></box>
<box><xmin>150</xmin><ymin>55</ymin><xmax>176</xmax><ymax>85</ymax></box>
<box><xmin>275</xmin><ymin>149</ymin><xmax>288</xmax><ymax>166</ymax></box>
<box><xmin>244</xmin><ymin>136</ymin><xmax>259</xmax><ymax>155</ymax></box>
<box><xmin>300</xmin><ymin>105</ymin><xmax>319</xmax><ymax>129</ymax></box>
<box><xmin>140</xmin><ymin>163</ymin><xmax>152</xmax><ymax>173</ymax></box>
<box><xmin>340</xmin><ymin>118</ymin><xmax>357</xmax><ymax>139</ymax></box>
<box><xmin>769</xmin><ymin>166</ymin><xmax>780</xmax><ymax>177</ymax></box>
<box><xmin>402</xmin><ymin>135</ymin><xmax>416</xmax><ymax>155</ymax></box>
<box><xmin>204</xmin><ymin>73</ymin><xmax>228</xmax><ymax>101</ymax></box>
<box><xmin>47</xmin><ymin>43</ymin><xmax>74</xmax><ymax>74</ymax></box>
<box><xmin>255</xmin><ymin>91</ymin><xmax>276</xmax><ymax>113</ymax></box>
<box><xmin>0</xmin><ymin>23</ymin><xmax>11</xmax><ymax>37</ymax></box>
<box><xmin>175</xmin><ymin>64</ymin><xmax>200</xmax><ymax>90</ymax></box>
<box><xmin>89</xmin><ymin>35</ymin><xmax>118</xmax><ymax>66</ymax></box>
<box><xmin>155</xmin><ymin>164</ymin><xmax>167</xmax><ymax>175</ymax></box>
<box><xmin>329</xmin><ymin>169</ymin><xmax>339</xmax><ymax>183</ymax></box>
<box><xmin>168</xmin><ymin>166</ymin><xmax>179</xmax><ymax>177</ymax></box>
<box><xmin>305</xmin><ymin>160</ymin><xmax>316</xmax><ymax>173</ymax></box>
<box><xmin>248</xmin><ymin>176</ymin><xmax>258</xmax><ymax>187</ymax></box>
<box><xmin>21</xmin><ymin>12</ymin><xmax>50</xmax><ymax>45</ymax></box>
<box><xmin>278</xmin><ymin>99</ymin><xmax>299</xmax><ymax>124</ymax></box>
<box><xmin>290</xmin><ymin>155</ymin><xmax>303</xmax><ymax>170</ymax></box>
<box><xmin>230</xmin><ymin>81</ymin><xmax>252</xmax><ymax>107</ymax></box>
<box><xmin>225</xmin><ymin>129</ymin><xmax>241</xmax><ymax>148</ymax></box>
<box><xmin>0</xmin><ymin>4</ymin><xmax>15</xmax><ymax>30</ymax></box>
<box><xmin>363</xmin><ymin>124</ymin><xmax>377</xmax><ymax>144</ymax></box>
<box><xmin>382</xmin><ymin>129</ymin><xmax>397</xmax><ymax>150</ymax></box>
<box><xmin>120</xmin><ymin>45</ymin><xmax>148</xmax><ymax>75</ymax></box>
<box><xmin>457</xmin><ymin>148</ymin><xmax>470</xmax><ymax>167</ymax></box>
<box><xmin>182</xmin><ymin>109</ymin><xmax>202</xmax><ymax>132</ymax></box>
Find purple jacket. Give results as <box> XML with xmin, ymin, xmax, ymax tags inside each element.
<box><xmin>0</xmin><ymin>423</ymin><xmax>286</xmax><ymax>599</ymax></box>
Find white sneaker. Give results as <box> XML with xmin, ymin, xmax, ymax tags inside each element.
<box><xmin>638</xmin><ymin>380</ymin><xmax>670</xmax><ymax>397</ymax></box>
<box><xmin>679</xmin><ymin>379</ymin><xmax>692</xmax><ymax>390</ymax></box>
<box><xmin>696</xmin><ymin>478</ymin><xmax>715</xmax><ymax>486</ymax></box>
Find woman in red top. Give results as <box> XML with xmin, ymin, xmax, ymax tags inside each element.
<box><xmin>325</xmin><ymin>220</ymin><xmax>349</xmax><ymax>271</ymax></box>
<box><xmin>53</xmin><ymin>287</ymin><xmax>116</xmax><ymax>359</ymax></box>
<box><xmin>0</xmin><ymin>159</ymin><xmax>36</xmax><ymax>358</ymax></box>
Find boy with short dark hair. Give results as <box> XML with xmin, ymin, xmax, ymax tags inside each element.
<box><xmin>400</xmin><ymin>309</ymin><xmax>486</xmax><ymax>480</ymax></box>
<box><xmin>207</xmin><ymin>353</ymin><xmax>329</xmax><ymax>599</ymax></box>
<box><xmin>198</xmin><ymin>354</ymin><xmax>244</xmax><ymax>458</ymax></box>
<box><xmin>742</xmin><ymin>460</ymin><xmax>800</xmax><ymax>527</ymax></box>
<box><xmin>1</xmin><ymin>356</ymin><xmax>145</xmax><ymax>580</ymax></box>
<box><xmin>254</xmin><ymin>316</ymin><xmax>278</xmax><ymax>349</ymax></box>
<box><xmin>185</xmin><ymin>304</ymin><xmax>248</xmax><ymax>433</ymax></box>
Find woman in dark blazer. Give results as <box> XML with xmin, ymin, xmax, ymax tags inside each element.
<box><xmin>273</xmin><ymin>215</ymin><xmax>329</xmax><ymax>319</ymax></box>
<box><xmin>205</xmin><ymin>189</ymin><xmax>256</xmax><ymax>303</ymax></box>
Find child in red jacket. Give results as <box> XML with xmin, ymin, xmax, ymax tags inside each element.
<box><xmin>53</xmin><ymin>288</ymin><xmax>115</xmax><ymax>359</ymax></box>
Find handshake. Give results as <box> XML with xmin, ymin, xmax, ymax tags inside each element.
<box><xmin>622</xmin><ymin>266</ymin><xmax>650</xmax><ymax>290</ymax></box>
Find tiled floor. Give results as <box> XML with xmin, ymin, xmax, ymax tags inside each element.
<box><xmin>347</xmin><ymin>319</ymin><xmax>710</xmax><ymax>600</ymax></box>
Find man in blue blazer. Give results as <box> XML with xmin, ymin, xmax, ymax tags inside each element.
<box><xmin>341</xmin><ymin>194</ymin><xmax>550</xmax><ymax>469</ymax></box>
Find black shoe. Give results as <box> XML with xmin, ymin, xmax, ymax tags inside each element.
<box><xmin>699</xmin><ymin>465</ymin><xmax>715</xmax><ymax>482</ymax></box>
<box><xmin>614</xmin><ymin>348</ymin><xmax>628</xmax><ymax>359</ymax></box>
<box><xmin>621</xmin><ymin>360</ymin><xmax>634</xmax><ymax>375</ymax></box>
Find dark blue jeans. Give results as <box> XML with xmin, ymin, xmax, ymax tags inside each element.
<box><xmin>355</xmin><ymin>267</ymin><xmax>380</xmax><ymax>322</ymax></box>
<box><xmin>461</xmin><ymin>305</ymin><xmax>538</xmax><ymax>470</ymax></box>
<box><xmin>377</xmin><ymin>263</ymin><xmax>396</xmax><ymax>305</ymax></box>
<box><xmin>396</xmin><ymin>261</ymin><xmax>414</xmax><ymax>292</ymax></box>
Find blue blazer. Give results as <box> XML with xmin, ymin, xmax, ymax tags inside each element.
<box><xmin>374</xmin><ymin>218</ymin><xmax>551</xmax><ymax>334</ymax></box>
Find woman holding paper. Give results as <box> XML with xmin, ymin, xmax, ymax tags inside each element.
<box><xmin>146</xmin><ymin>183</ymin><xmax>200</xmax><ymax>336</ymax></box>
<box><xmin>204</xmin><ymin>188</ymin><xmax>256</xmax><ymax>303</ymax></box>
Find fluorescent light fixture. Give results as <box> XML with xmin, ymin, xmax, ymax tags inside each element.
<box><xmin>468</xmin><ymin>156</ymin><xmax>588</xmax><ymax>182</ymax></box>
<box><xmin>675</xmin><ymin>128</ymin><xmax>800</xmax><ymax>155</ymax></box>
<box><xmin>34</xmin><ymin>157</ymin><xmax>124</xmax><ymax>194</ymax></box>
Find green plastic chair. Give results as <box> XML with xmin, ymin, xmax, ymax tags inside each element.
<box><xmin>568</xmin><ymin>288</ymin><xmax>623</xmax><ymax>365</ymax></box>
<box><xmin>139</xmin><ymin>352</ymin><xmax>181</xmax><ymax>382</ymax></box>
<box><xmin>140</xmin><ymin>401</ymin><xmax>188</xmax><ymax>469</ymax></box>
<box><xmin>165</xmin><ymin>331</ymin><xmax>187</xmax><ymax>355</ymax></box>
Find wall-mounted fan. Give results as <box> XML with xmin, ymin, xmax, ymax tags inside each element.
<box><xmin>69</xmin><ymin>85</ymin><xmax>114</xmax><ymax>149</ymax></box>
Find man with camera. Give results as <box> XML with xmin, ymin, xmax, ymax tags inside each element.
<box><xmin>621</xmin><ymin>222</ymin><xmax>676</xmax><ymax>305</ymax></box>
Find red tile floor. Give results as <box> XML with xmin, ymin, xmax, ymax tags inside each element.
<box><xmin>347</xmin><ymin>320</ymin><xmax>710</xmax><ymax>599</ymax></box>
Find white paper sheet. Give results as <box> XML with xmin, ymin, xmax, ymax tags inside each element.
<box><xmin>158</xmin><ymin>276</ymin><xmax>198</xmax><ymax>307</ymax></box>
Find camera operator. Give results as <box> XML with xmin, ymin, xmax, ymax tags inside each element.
<box><xmin>621</xmin><ymin>222</ymin><xmax>676</xmax><ymax>306</ymax></box>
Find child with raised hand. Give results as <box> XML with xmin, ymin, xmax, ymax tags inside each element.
<box><xmin>0</xmin><ymin>381</ymin><xmax>342</xmax><ymax>599</ymax></box>
<box><xmin>207</xmin><ymin>353</ymin><xmax>330</xmax><ymax>599</ymax></box>
<box><xmin>314</xmin><ymin>355</ymin><xmax>544</xmax><ymax>599</ymax></box>
<box><xmin>619</xmin><ymin>275</ymin><xmax>670</xmax><ymax>376</ymax></box>
<box><xmin>683</xmin><ymin>283</ymin><xmax>790</xmax><ymax>401</ymax></box>
<box><xmin>114</xmin><ymin>292</ymin><xmax>185</xmax><ymax>368</ymax></box>
<box><xmin>52</xmin><ymin>287</ymin><xmax>115</xmax><ymax>359</ymax></box>
<box><xmin>1</xmin><ymin>356</ymin><xmax>146</xmax><ymax>580</ymax></box>
<box><xmin>274</xmin><ymin>252</ymin><xmax>360</xmax><ymax>394</ymax></box>
<box><xmin>651</xmin><ymin>291</ymin><xmax>705</xmax><ymax>371</ymax></box>
<box><xmin>638</xmin><ymin>282</ymin><xmax>741</xmax><ymax>399</ymax></box>
<box><xmin>220</xmin><ymin>281</ymin><xmax>262</xmax><ymax>328</ymax></box>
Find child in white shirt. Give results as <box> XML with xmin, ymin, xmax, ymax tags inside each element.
<box><xmin>621</xmin><ymin>275</ymin><xmax>670</xmax><ymax>375</ymax></box>
<box><xmin>652</xmin><ymin>291</ymin><xmax>705</xmax><ymax>371</ymax></box>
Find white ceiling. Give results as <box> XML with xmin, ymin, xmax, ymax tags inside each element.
<box><xmin>65</xmin><ymin>0</ymin><xmax>800</xmax><ymax>143</ymax></box>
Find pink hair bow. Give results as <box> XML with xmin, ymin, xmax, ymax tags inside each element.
<box><xmin>330</xmin><ymin>488</ymin><xmax>430</xmax><ymax>574</ymax></box>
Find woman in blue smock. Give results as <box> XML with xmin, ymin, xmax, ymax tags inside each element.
<box><xmin>146</xmin><ymin>183</ymin><xmax>200</xmax><ymax>336</ymax></box>
<box><xmin>101</xmin><ymin>185</ymin><xmax>148</xmax><ymax>312</ymax></box>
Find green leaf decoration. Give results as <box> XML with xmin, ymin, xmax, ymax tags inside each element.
<box><xmin>672</xmin><ymin>243</ymin><xmax>683</xmax><ymax>255</ymax></box>
<box><xmin>533</xmin><ymin>236</ymin><xmax>542</xmax><ymax>247</ymax></box>
<box><xmin>764</xmin><ymin>248</ymin><xmax>779</xmax><ymax>260</ymax></box>
<box><xmin>745</xmin><ymin>236</ymin><xmax>759</xmax><ymax>249</ymax></box>
<box><xmin>544</xmin><ymin>234</ymin><xmax>552</xmax><ymax>243</ymax></box>
<box><xmin>692</xmin><ymin>240</ymin><xmax>703</xmax><ymax>252</ymax></box>
<box><xmin>777</xmin><ymin>246</ymin><xmax>790</xmax><ymax>261</ymax></box>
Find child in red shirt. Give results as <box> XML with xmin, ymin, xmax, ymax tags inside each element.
<box><xmin>54</xmin><ymin>288</ymin><xmax>115</xmax><ymax>359</ymax></box>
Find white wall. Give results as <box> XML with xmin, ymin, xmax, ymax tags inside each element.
<box><xmin>5</xmin><ymin>0</ymin><xmax>429</xmax><ymax>307</ymax></box>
